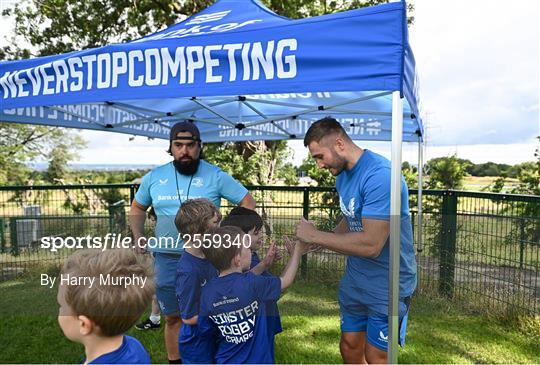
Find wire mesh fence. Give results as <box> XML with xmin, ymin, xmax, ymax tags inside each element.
<box><xmin>0</xmin><ymin>184</ymin><xmax>538</xmax><ymax>315</ymax></box>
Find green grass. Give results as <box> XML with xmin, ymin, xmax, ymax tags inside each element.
<box><xmin>0</xmin><ymin>275</ymin><xmax>538</xmax><ymax>364</ymax></box>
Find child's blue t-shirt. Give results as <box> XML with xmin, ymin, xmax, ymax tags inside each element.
<box><xmin>176</xmin><ymin>251</ymin><xmax>219</xmax><ymax>364</ymax></box>
<box><xmin>251</xmin><ymin>252</ymin><xmax>283</xmax><ymax>336</ymax></box>
<box><xmin>199</xmin><ymin>272</ymin><xmax>281</xmax><ymax>364</ymax></box>
<box><xmin>134</xmin><ymin>160</ymin><xmax>248</xmax><ymax>253</ymax></box>
<box><xmin>88</xmin><ymin>335</ymin><xmax>150</xmax><ymax>364</ymax></box>
<box><xmin>336</xmin><ymin>149</ymin><xmax>417</xmax><ymax>315</ymax></box>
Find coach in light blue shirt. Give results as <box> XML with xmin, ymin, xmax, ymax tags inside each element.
<box><xmin>296</xmin><ymin>117</ymin><xmax>417</xmax><ymax>364</ymax></box>
<box><xmin>129</xmin><ymin>121</ymin><xmax>255</xmax><ymax>364</ymax></box>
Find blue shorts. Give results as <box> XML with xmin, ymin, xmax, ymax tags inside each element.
<box><xmin>153</xmin><ymin>252</ymin><xmax>182</xmax><ymax>316</ymax></box>
<box><xmin>340</xmin><ymin>297</ymin><xmax>411</xmax><ymax>352</ymax></box>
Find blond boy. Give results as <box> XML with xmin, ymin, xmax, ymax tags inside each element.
<box><xmin>58</xmin><ymin>249</ymin><xmax>153</xmax><ymax>364</ymax></box>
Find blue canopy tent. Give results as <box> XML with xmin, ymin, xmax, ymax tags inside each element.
<box><xmin>0</xmin><ymin>0</ymin><xmax>424</xmax><ymax>361</ymax></box>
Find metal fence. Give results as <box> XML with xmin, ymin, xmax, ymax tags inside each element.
<box><xmin>0</xmin><ymin>184</ymin><xmax>538</xmax><ymax>315</ymax></box>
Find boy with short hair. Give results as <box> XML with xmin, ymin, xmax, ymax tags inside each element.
<box><xmin>220</xmin><ymin>207</ymin><xmax>283</xmax><ymax>361</ymax></box>
<box><xmin>199</xmin><ymin>225</ymin><xmax>311</xmax><ymax>364</ymax></box>
<box><xmin>174</xmin><ymin>198</ymin><xmax>222</xmax><ymax>363</ymax></box>
<box><xmin>58</xmin><ymin>248</ymin><xmax>153</xmax><ymax>364</ymax></box>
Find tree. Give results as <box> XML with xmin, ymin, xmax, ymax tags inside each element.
<box><xmin>203</xmin><ymin>140</ymin><xmax>297</xmax><ymax>186</ymax></box>
<box><xmin>402</xmin><ymin>161</ymin><xmax>418</xmax><ymax>189</ymax></box>
<box><xmin>512</xmin><ymin>139</ymin><xmax>539</xmax><ymax>238</ymax></box>
<box><xmin>512</xmin><ymin>137</ymin><xmax>540</xmax><ymax>196</ymax></box>
<box><xmin>299</xmin><ymin>155</ymin><xmax>335</xmax><ymax>187</ymax></box>
<box><xmin>0</xmin><ymin>123</ymin><xmax>85</xmax><ymax>185</ymax></box>
<box><xmin>425</xmin><ymin>155</ymin><xmax>470</xmax><ymax>190</ymax></box>
<box><xmin>45</xmin><ymin>137</ymin><xmax>86</xmax><ymax>184</ymax></box>
<box><xmin>0</xmin><ymin>0</ymin><xmax>211</xmax><ymax>59</ymax></box>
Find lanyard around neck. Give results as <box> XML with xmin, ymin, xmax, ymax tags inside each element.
<box><xmin>174</xmin><ymin>164</ymin><xmax>194</xmax><ymax>205</ymax></box>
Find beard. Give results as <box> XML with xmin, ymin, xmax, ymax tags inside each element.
<box><xmin>173</xmin><ymin>157</ymin><xmax>200</xmax><ymax>175</ymax></box>
<box><xmin>329</xmin><ymin>155</ymin><xmax>347</xmax><ymax>176</ymax></box>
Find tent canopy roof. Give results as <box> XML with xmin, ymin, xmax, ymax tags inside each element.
<box><xmin>0</xmin><ymin>0</ymin><xmax>423</xmax><ymax>142</ymax></box>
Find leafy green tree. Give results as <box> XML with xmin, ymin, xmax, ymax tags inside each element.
<box><xmin>0</xmin><ymin>123</ymin><xmax>84</xmax><ymax>185</ymax></box>
<box><xmin>488</xmin><ymin>176</ymin><xmax>507</xmax><ymax>193</ymax></box>
<box><xmin>299</xmin><ymin>155</ymin><xmax>335</xmax><ymax>187</ymax></box>
<box><xmin>425</xmin><ymin>155</ymin><xmax>470</xmax><ymax>190</ymax></box>
<box><xmin>45</xmin><ymin>137</ymin><xmax>86</xmax><ymax>183</ymax></box>
<box><xmin>505</xmin><ymin>138</ymin><xmax>540</xmax><ymax>247</ymax></box>
<box><xmin>0</xmin><ymin>0</ymin><xmax>211</xmax><ymax>59</ymax></box>
<box><xmin>512</xmin><ymin>138</ymin><xmax>539</xmax><ymax>196</ymax></box>
<box><xmin>203</xmin><ymin>140</ymin><xmax>295</xmax><ymax>186</ymax></box>
<box><xmin>402</xmin><ymin>161</ymin><xmax>418</xmax><ymax>189</ymax></box>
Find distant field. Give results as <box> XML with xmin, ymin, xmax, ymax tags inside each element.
<box><xmin>462</xmin><ymin>176</ymin><xmax>520</xmax><ymax>192</ymax></box>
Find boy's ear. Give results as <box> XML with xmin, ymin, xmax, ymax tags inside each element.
<box><xmin>232</xmin><ymin>253</ymin><xmax>241</xmax><ymax>268</ymax></box>
<box><xmin>78</xmin><ymin>315</ymin><xmax>94</xmax><ymax>336</ymax></box>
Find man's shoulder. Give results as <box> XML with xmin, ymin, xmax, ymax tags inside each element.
<box><xmin>152</xmin><ymin>161</ymin><xmax>174</xmax><ymax>173</ymax></box>
<box><xmin>365</xmin><ymin>150</ymin><xmax>390</xmax><ymax>170</ymax></box>
<box><xmin>144</xmin><ymin>162</ymin><xmax>173</xmax><ymax>180</ymax></box>
<box><xmin>198</xmin><ymin>160</ymin><xmax>223</xmax><ymax>174</ymax></box>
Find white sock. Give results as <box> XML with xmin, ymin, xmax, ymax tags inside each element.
<box><xmin>149</xmin><ymin>313</ymin><xmax>160</xmax><ymax>324</ymax></box>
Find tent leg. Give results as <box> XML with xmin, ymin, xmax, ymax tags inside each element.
<box><xmin>417</xmin><ymin>140</ymin><xmax>423</xmax><ymax>254</ymax></box>
<box><xmin>389</xmin><ymin>91</ymin><xmax>403</xmax><ymax>364</ymax></box>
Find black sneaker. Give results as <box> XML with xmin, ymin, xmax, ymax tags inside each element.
<box><xmin>135</xmin><ymin>318</ymin><xmax>161</xmax><ymax>330</ymax></box>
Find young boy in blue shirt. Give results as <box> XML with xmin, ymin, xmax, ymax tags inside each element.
<box><xmin>58</xmin><ymin>249</ymin><xmax>153</xmax><ymax>364</ymax></box>
<box><xmin>174</xmin><ymin>198</ymin><xmax>222</xmax><ymax>363</ymax></box>
<box><xmin>220</xmin><ymin>207</ymin><xmax>284</xmax><ymax>361</ymax></box>
<box><xmin>199</xmin><ymin>225</ymin><xmax>311</xmax><ymax>364</ymax></box>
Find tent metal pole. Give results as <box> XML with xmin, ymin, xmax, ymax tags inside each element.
<box><xmin>388</xmin><ymin>90</ymin><xmax>403</xmax><ymax>364</ymax></box>
<box><xmin>417</xmin><ymin>140</ymin><xmax>424</xmax><ymax>254</ymax></box>
<box><xmin>245</xmin><ymin>90</ymin><xmax>392</xmax><ymax>110</ymax></box>
<box><xmin>190</xmin><ymin>98</ymin><xmax>236</xmax><ymax>126</ymax></box>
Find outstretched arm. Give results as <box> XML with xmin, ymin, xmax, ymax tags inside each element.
<box><xmin>238</xmin><ymin>192</ymin><xmax>256</xmax><ymax>209</ymax></box>
<box><xmin>296</xmin><ymin>217</ymin><xmax>389</xmax><ymax>258</ymax></box>
<box><xmin>250</xmin><ymin>242</ymin><xmax>277</xmax><ymax>275</ymax></box>
<box><xmin>279</xmin><ymin>241</ymin><xmax>312</xmax><ymax>290</ymax></box>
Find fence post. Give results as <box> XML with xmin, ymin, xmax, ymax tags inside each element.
<box><xmin>129</xmin><ymin>185</ymin><xmax>136</xmax><ymax>203</ymax></box>
<box><xmin>0</xmin><ymin>218</ymin><xmax>5</xmax><ymax>253</ymax></box>
<box><xmin>519</xmin><ymin>218</ymin><xmax>526</xmax><ymax>271</ymax></box>
<box><xmin>301</xmin><ymin>188</ymin><xmax>309</xmax><ymax>279</ymax></box>
<box><xmin>439</xmin><ymin>191</ymin><xmax>457</xmax><ymax>297</ymax></box>
<box><xmin>9</xmin><ymin>218</ymin><xmax>19</xmax><ymax>256</ymax></box>
<box><xmin>109</xmin><ymin>200</ymin><xmax>127</xmax><ymax>234</ymax></box>
<box><xmin>411</xmin><ymin>210</ymin><xmax>416</xmax><ymax>247</ymax></box>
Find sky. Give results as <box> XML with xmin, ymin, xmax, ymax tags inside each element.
<box><xmin>1</xmin><ymin>0</ymin><xmax>539</xmax><ymax>166</ymax></box>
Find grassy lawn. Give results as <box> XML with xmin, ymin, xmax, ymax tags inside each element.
<box><xmin>0</xmin><ymin>275</ymin><xmax>538</xmax><ymax>364</ymax></box>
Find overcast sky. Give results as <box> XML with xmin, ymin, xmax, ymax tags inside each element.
<box><xmin>1</xmin><ymin>0</ymin><xmax>539</xmax><ymax>166</ymax></box>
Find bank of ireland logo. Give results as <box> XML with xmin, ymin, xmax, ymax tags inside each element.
<box><xmin>339</xmin><ymin>197</ymin><xmax>356</xmax><ymax>219</ymax></box>
<box><xmin>159</xmin><ymin>178</ymin><xmax>168</xmax><ymax>185</ymax></box>
<box><xmin>192</xmin><ymin>177</ymin><xmax>204</xmax><ymax>187</ymax></box>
